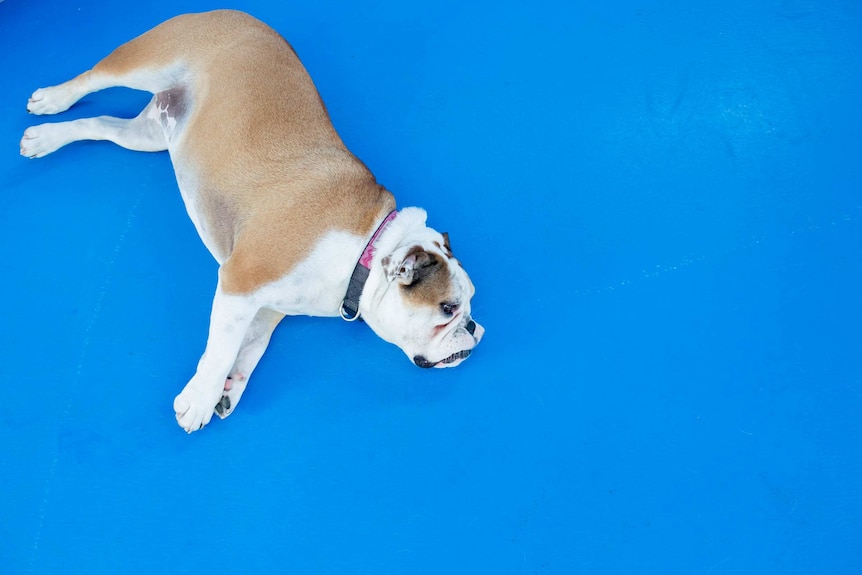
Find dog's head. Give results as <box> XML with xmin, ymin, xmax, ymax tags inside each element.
<box><xmin>362</xmin><ymin>208</ymin><xmax>484</xmax><ymax>368</ymax></box>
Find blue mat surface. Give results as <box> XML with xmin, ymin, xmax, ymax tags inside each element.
<box><xmin>2</xmin><ymin>1</ymin><xmax>861</xmax><ymax>573</ymax></box>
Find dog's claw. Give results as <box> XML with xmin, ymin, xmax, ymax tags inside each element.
<box><xmin>215</xmin><ymin>395</ymin><xmax>231</xmax><ymax>417</ymax></box>
<box><xmin>214</xmin><ymin>394</ymin><xmax>233</xmax><ymax>420</ymax></box>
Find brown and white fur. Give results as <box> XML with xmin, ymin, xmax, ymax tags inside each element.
<box><xmin>20</xmin><ymin>10</ymin><xmax>484</xmax><ymax>433</ymax></box>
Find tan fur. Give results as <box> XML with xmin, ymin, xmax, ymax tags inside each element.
<box><xmin>89</xmin><ymin>10</ymin><xmax>395</xmax><ymax>293</ymax></box>
<box><xmin>399</xmin><ymin>249</ymin><xmax>454</xmax><ymax>308</ymax></box>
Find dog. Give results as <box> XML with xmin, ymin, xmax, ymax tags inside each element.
<box><xmin>20</xmin><ymin>10</ymin><xmax>484</xmax><ymax>433</ymax></box>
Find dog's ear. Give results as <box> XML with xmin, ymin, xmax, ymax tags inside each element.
<box><xmin>382</xmin><ymin>246</ymin><xmax>437</xmax><ymax>285</ymax></box>
<box><xmin>442</xmin><ymin>232</ymin><xmax>451</xmax><ymax>253</ymax></box>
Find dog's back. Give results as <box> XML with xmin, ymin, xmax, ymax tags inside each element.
<box><xmin>89</xmin><ymin>10</ymin><xmax>392</xmax><ymax>289</ymax></box>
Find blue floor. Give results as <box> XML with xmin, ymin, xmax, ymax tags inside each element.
<box><xmin>3</xmin><ymin>1</ymin><xmax>861</xmax><ymax>573</ymax></box>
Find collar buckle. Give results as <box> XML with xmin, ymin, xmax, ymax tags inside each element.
<box><xmin>339</xmin><ymin>301</ymin><xmax>361</xmax><ymax>322</ymax></box>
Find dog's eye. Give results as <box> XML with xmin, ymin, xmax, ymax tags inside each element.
<box><xmin>440</xmin><ymin>302</ymin><xmax>459</xmax><ymax>316</ymax></box>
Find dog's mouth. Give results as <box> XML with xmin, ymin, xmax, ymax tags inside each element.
<box><xmin>412</xmin><ymin>317</ymin><xmax>482</xmax><ymax>368</ymax></box>
<box><xmin>413</xmin><ymin>348</ymin><xmax>472</xmax><ymax>368</ymax></box>
<box><xmin>439</xmin><ymin>348</ymin><xmax>472</xmax><ymax>365</ymax></box>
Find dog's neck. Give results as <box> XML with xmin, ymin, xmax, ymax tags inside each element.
<box><xmin>367</xmin><ymin>207</ymin><xmax>429</xmax><ymax>263</ymax></box>
<box><xmin>340</xmin><ymin>210</ymin><xmax>399</xmax><ymax>321</ymax></box>
<box><xmin>357</xmin><ymin>207</ymin><xmax>430</xmax><ymax>317</ymax></box>
<box><xmin>341</xmin><ymin>207</ymin><xmax>431</xmax><ymax>320</ymax></box>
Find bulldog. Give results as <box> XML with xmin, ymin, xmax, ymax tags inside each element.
<box><xmin>20</xmin><ymin>9</ymin><xmax>484</xmax><ymax>433</ymax></box>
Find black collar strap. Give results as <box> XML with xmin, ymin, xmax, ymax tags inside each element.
<box><xmin>340</xmin><ymin>210</ymin><xmax>398</xmax><ymax>321</ymax></box>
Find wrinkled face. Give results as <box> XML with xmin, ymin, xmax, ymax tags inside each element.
<box><xmin>367</xmin><ymin>232</ymin><xmax>484</xmax><ymax>368</ymax></box>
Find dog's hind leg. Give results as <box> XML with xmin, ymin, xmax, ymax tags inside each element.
<box><xmin>21</xmin><ymin>95</ymin><xmax>169</xmax><ymax>158</ymax></box>
<box><xmin>27</xmin><ymin>17</ymin><xmax>190</xmax><ymax>116</ymax></box>
<box><xmin>26</xmin><ymin>58</ymin><xmax>183</xmax><ymax>117</ymax></box>
<box><xmin>26</xmin><ymin>69</ymin><xmax>118</xmax><ymax>116</ymax></box>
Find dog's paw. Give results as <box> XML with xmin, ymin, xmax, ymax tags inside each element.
<box><xmin>27</xmin><ymin>87</ymin><xmax>75</xmax><ymax>115</ymax></box>
<box><xmin>20</xmin><ymin>124</ymin><xmax>66</xmax><ymax>159</ymax></box>
<box><xmin>174</xmin><ymin>387</ymin><xmax>219</xmax><ymax>433</ymax></box>
<box><xmin>214</xmin><ymin>373</ymin><xmax>247</xmax><ymax>420</ymax></box>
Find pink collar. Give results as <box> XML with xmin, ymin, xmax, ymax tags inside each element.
<box><xmin>340</xmin><ymin>210</ymin><xmax>398</xmax><ymax>321</ymax></box>
<box><xmin>359</xmin><ymin>209</ymin><xmax>398</xmax><ymax>268</ymax></box>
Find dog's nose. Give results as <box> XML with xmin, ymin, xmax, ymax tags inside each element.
<box><xmin>466</xmin><ymin>318</ymin><xmax>484</xmax><ymax>343</ymax></box>
<box><xmin>465</xmin><ymin>319</ymin><xmax>477</xmax><ymax>336</ymax></box>
<box><xmin>413</xmin><ymin>355</ymin><xmax>436</xmax><ymax>369</ymax></box>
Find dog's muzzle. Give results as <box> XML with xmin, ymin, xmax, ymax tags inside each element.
<box><xmin>413</xmin><ymin>318</ymin><xmax>482</xmax><ymax>368</ymax></box>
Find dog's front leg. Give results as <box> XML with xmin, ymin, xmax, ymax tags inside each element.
<box><xmin>174</xmin><ymin>282</ymin><xmax>259</xmax><ymax>433</ymax></box>
<box><xmin>214</xmin><ymin>308</ymin><xmax>284</xmax><ymax>420</ymax></box>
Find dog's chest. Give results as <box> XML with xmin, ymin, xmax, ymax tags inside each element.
<box><xmin>251</xmin><ymin>230</ymin><xmax>366</xmax><ymax>316</ymax></box>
